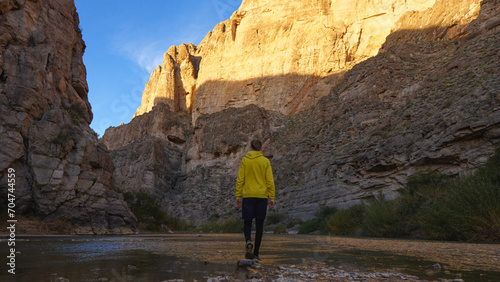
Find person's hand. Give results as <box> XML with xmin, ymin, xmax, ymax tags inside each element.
<box><xmin>269</xmin><ymin>200</ymin><xmax>275</xmax><ymax>209</ymax></box>
<box><xmin>236</xmin><ymin>199</ymin><xmax>242</xmax><ymax>208</ymax></box>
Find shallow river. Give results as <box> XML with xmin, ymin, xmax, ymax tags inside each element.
<box><xmin>1</xmin><ymin>234</ymin><xmax>499</xmax><ymax>281</ymax></box>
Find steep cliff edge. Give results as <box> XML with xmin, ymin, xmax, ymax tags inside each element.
<box><xmin>0</xmin><ymin>0</ymin><xmax>136</xmax><ymax>234</ymax></box>
<box><xmin>134</xmin><ymin>0</ymin><xmax>482</xmax><ymax>122</ymax></box>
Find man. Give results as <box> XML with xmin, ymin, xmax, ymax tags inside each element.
<box><xmin>235</xmin><ymin>139</ymin><xmax>275</xmax><ymax>261</ymax></box>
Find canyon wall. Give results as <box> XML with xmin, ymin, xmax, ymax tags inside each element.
<box><xmin>0</xmin><ymin>0</ymin><xmax>136</xmax><ymax>234</ymax></box>
<box><xmin>269</xmin><ymin>0</ymin><xmax>500</xmax><ymax>216</ymax></box>
<box><xmin>134</xmin><ymin>0</ymin><xmax>482</xmax><ymax>122</ymax></box>
<box><xmin>102</xmin><ymin>103</ymin><xmax>186</xmax><ymax>202</ymax></box>
<box><xmin>108</xmin><ymin>0</ymin><xmax>499</xmax><ymax>225</ymax></box>
<box><xmin>2</xmin><ymin>0</ymin><xmax>496</xmax><ymax>232</ymax></box>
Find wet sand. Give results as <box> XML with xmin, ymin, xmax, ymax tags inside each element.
<box><xmin>160</xmin><ymin>233</ymin><xmax>500</xmax><ymax>280</ymax></box>
<box><xmin>166</xmin><ymin>233</ymin><xmax>499</xmax><ymax>271</ymax></box>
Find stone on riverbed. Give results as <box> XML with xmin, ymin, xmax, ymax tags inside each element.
<box><xmin>237</xmin><ymin>259</ymin><xmax>255</xmax><ymax>267</ymax></box>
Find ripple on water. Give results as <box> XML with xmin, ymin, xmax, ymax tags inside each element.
<box><xmin>0</xmin><ymin>234</ymin><xmax>498</xmax><ymax>281</ymax></box>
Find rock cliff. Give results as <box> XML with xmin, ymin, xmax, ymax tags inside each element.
<box><xmin>106</xmin><ymin>0</ymin><xmax>499</xmax><ymax>225</ymax></box>
<box><xmin>0</xmin><ymin>0</ymin><xmax>136</xmax><ymax>234</ymax></box>
<box><xmin>134</xmin><ymin>0</ymin><xmax>482</xmax><ymax>122</ymax></box>
<box><xmin>102</xmin><ymin>103</ymin><xmax>186</xmax><ymax>202</ymax></box>
<box><xmin>269</xmin><ymin>0</ymin><xmax>500</xmax><ymax>217</ymax></box>
<box><xmin>134</xmin><ymin>44</ymin><xmax>199</xmax><ymax>116</ymax></box>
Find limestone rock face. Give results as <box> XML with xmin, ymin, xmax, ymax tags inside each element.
<box><xmin>134</xmin><ymin>0</ymin><xmax>481</xmax><ymax>123</ymax></box>
<box><xmin>105</xmin><ymin>103</ymin><xmax>271</xmax><ymax>225</ymax></box>
<box><xmin>109</xmin><ymin>0</ymin><xmax>499</xmax><ymax>224</ymax></box>
<box><xmin>134</xmin><ymin>44</ymin><xmax>199</xmax><ymax>117</ymax></box>
<box><xmin>170</xmin><ymin>105</ymin><xmax>272</xmax><ymax>224</ymax></box>
<box><xmin>102</xmin><ymin>104</ymin><xmax>186</xmax><ymax>201</ymax></box>
<box><xmin>0</xmin><ymin>0</ymin><xmax>136</xmax><ymax>234</ymax></box>
<box><xmin>268</xmin><ymin>0</ymin><xmax>500</xmax><ymax>218</ymax></box>
<box><xmin>174</xmin><ymin>0</ymin><xmax>499</xmax><ymax>221</ymax></box>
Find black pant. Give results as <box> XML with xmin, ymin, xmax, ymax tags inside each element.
<box><xmin>242</xmin><ymin>198</ymin><xmax>268</xmax><ymax>256</ymax></box>
<box><xmin>244</xmin><ymin>218</ymin><xmax>264</xmax><ymax>256</ymax></box>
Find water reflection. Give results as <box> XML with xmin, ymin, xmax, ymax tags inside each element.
<box><xmin>0</xmin><ymin>236</ymin><xmax>244</xmax><ymax>281</ymax></box>
<box><xmin>0</xmin><ymin>234</ymin><xmax>498</xmax><ymax>281</ymax></box>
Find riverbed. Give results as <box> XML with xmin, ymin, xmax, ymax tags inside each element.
<box><xmin>1</xmin><ymin>233</ymin><xmax>499</xmax><ymax>281</ymax></box>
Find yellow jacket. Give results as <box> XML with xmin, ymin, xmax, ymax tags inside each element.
<box><xmin>235</xmin><ymin>150</ymin><xmax>275</xmax><ymax>200</ymax></box>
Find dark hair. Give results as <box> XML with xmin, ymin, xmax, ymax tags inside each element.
<box><xmin>251</xmin><ymin>140</ymin><xmax>262</xmax><ymax>151</ymax></box>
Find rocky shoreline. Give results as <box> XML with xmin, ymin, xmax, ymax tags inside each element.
<box><xmin>207</xmin><ymin>262</ymin><xmax>425</xmax><ymax>281</ymax></box>
<box><xmin>199</xmin><ymin>260</ymin><xmax>464</xmax><ymax>282</ymax></box>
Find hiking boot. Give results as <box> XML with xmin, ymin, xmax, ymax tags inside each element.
<box><xmin>253</xmin><ymin>255</ymin><xmax>262</xmax><ymax>262</ymax></box>
<box><xmin>245</xmin><ymin>241</ymin><xmax>254</xmax><ymax>259</ymax></box>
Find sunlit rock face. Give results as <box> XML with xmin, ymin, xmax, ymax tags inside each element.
<box><xmin>0</xmin><ymin>0</ymin><xmax>136</xmax><ymax>234</ymax></box>
<box><xmin>110</xmin><ymin>0</ymin><xmax>499</xmax><ymax>225</ymax></box>
<box><xmin>134</xmin><ymin>0</ymin><xmax>481</xmax><ymax>122</ymax></box>
<box><xmin>134</xmin><ymin>44</ymin><xmax>199</xmax><ymax>117</ymax></box>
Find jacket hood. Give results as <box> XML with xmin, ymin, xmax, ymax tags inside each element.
<box><xmin>245</xmin><ymin>150</ymin><xmax>263</xmax><ymax>159</ymax></box>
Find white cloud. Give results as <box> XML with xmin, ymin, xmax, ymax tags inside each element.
<box><xmin>114</xmin><ymin>38</ymin><xmax>166</xmax><ymax>73</ymax></box>
<box><xmin>108</xmin><ymin>1</ymin><xmax>243</xmax><ymax>76</ymax></box>
<box><xmin>112</xmin><ymin>29</ymin><xmax>205</xmax><ymax>75</ymax></box>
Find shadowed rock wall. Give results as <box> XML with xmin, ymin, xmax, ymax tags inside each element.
<box><xmin>0</xmin><ymin>0</ymin><xmax>136</xmax><ymax>234</ymax></box>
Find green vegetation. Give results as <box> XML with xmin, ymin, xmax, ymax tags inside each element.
<box><xmin>298</xmin><ymin>206</ymin><xmax>337</xmax><ymax>234</ymax></box>
<box><xmin>299</xmin><ymin>145</ymin><xmax>500</xmax><ymax>242</ymax></box>
<box><xmin>266</xmin><ymin>211</ymin><xmax>286</xmax><ymax>225</ymax></box>
<box><xmin>123</xmin><ymin>192</ymin><xmax>188</xmax><ymax>232</ymax></box>
<box><xmin>418</xmin><ymin>148</ymin><xmax>500</xmax><ymax>241</ymax></box>
<box><xmin>121</xmin><ymin>191</ymin><xmax>270</xmax><ymax>234</ymax></box>
<box><xmin>273</xmin><ymin>225</ymin><xmax>287</xmax><ymax>234</ymax></box>
<box><xmin>326</xmin><ymin>204</ymin><xmax>365</xmax><ymax>236</ymax></box>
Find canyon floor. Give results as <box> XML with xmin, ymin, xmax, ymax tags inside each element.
<box><xmin>1</xmin><ymin>233</ymin><xmax>498</xmax><ymax>281</ymax></box>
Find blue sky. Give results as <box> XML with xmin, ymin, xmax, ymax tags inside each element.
<box><xmin>74</xmin><ymin>0</ymin><xmax>242</xmax><ymax>136</ymax></box>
